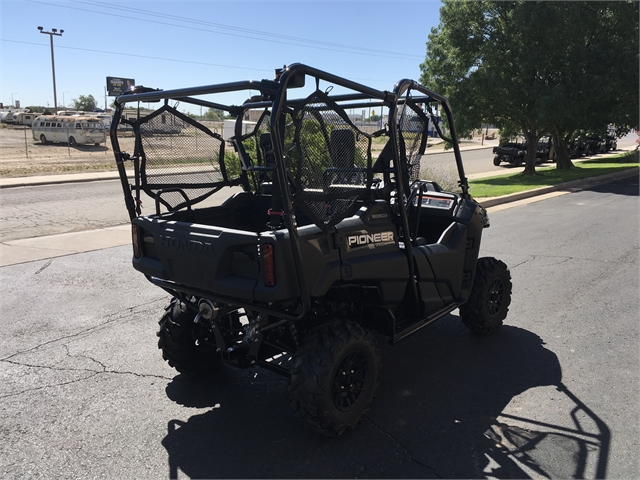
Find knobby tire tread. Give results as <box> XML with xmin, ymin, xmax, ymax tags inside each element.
<box><xmin>289</xmin><ymin>320</ymin><xmax>380</xmax><ymax>436</ymax></box>
<box><xmin>459</xmin><ymin>257</ymin><xmax>512</xmax><ymax>335</ymax></box>
<box><xmin>157</xmin><ymin>299</ymin><xmax>222</xmax><ymax>376</ymax></box>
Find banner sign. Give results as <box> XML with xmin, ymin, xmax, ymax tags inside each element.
<box><xmin>106</xmin><ymin>77</ymin><xmax>135</xmax><ymax>96</ymax></box>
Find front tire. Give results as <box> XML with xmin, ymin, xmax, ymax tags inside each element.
<box><xmin>40</xmin><ymin>134</ymin><xmax>48</xmax><ymax>144</ymax></box>
<box><xmin>493</xmin><ymin>155</ymin><xmax>501</xmax><ymax>166</ymax></box>
<box><xmin>460</xmin><ymin>257</ymin><xmax>512</xmax><ymax>334</ymax></box>
<box><xmin>290</xmin><ymin>320</ymin><xmax>380</xmax><ymax>436</ymax></box>
<box><xmin>157</xmin><ymin>299</ymin><xmax>222</xmax><ymax>375</ymax></box>
<box><xmin>68</xmin><ymin>136</ymin><xmax>77</xmax><ymax>146</ymax></box>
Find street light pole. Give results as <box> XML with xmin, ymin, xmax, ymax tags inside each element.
<box><xmin>38</xmin><ymin>26</ymin><xmax>64</xmax><ymax>113</ymax></box>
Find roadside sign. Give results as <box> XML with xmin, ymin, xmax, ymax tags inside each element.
<box><xmin>106</xmin><ymin>77</ymin><xmax>135</xmax><ymax>96</ymax></box>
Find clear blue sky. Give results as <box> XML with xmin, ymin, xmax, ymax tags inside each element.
<box><xmin>1</xmin><ymin>0</ymin><xmax>442</xmax><ymax>113</ymax></box>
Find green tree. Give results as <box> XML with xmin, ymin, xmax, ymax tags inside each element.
<box><xmin>204</xmin><ymin>108</ymin><xmax>224</xmax><ymax>121</ymax></box>
<box><xmin>421</xmin><ymin>1</ymin><xmax>639</xmax><ymax>174</ymax></box>
<box><xmin>72</xmin><ymin>94</ymin><xmax>98</xmax><ymax>112</ymax></box>
<box><xmin>542</xmin><ymin>1</ymin><xmax>638</xmax><ymax>168</ymax></box>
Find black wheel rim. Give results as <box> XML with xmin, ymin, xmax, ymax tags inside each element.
<box><xmin>332</xmin><ymin>351</ymin><xmax>368</xmax><ymax>411</ymax></box>
<box><xmin>487</xmin><ymin>277</ymin><xmax>504</xmax><ymax>317</ymax></box>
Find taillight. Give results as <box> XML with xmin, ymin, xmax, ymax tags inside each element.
<box><xmin>263</xmin><ymin>243</ymin><xmax>276</xmax><ymax>287</ymax></box>
<box><xmin>132</xmin><ymin>223</ymin><xmax>141</xmax><ymax>258</ymax></box>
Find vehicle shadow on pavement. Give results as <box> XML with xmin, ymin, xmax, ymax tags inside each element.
<box><xmin>161</xmin><ymin>319</ymin><xmax>609</xmax><ymax>479</ymax></box>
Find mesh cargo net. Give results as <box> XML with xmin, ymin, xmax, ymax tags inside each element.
<box><xmin>291</xmin><ymin>91</ymin><xmax>371</xmax><ymax>229</ymax></box>
<box><xmin>134</xmin><ymin>105</ymin><xmax>231</xmax><ymax>211</ymax></box>
<box><xmin>397</xmin><ymin>97</ymin><xmax>429</xmax><ymax>184</ymax></box>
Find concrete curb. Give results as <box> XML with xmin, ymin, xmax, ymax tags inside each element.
<box><xmin>0</xmin><ymin>170</ymin><xmax>122</xmax><ymax>188</ymax></box>
<box><xmin>478</xmin><ymin>167</ymin><xmax>639</xmax><ymax>208</ymax></box>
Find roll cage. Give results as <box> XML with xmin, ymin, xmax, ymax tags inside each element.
<box><xmin>110</xmin><ymin>63</ymin><xmax>470</xmax><ymax>320</ymax></box>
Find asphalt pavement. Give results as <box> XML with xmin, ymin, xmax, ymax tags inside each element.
<box><xmin>1</xmin><ymin>175</ymin><xmax>637</xmax><ymax>478</ymax></box>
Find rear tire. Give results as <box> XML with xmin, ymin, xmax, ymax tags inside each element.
<box><xmin>290</xmin><ymin>320</ymin><xmax>380</xmax><ymax>436</ymax></box>
<box><xmin>157</xmin><ymin>299</ymin><xmax>222</xmax><ymax>375</ymax></box>
<box><xmin>460</xmin><ymin>257</ymin><xmax>512</xmax><ymax>335</ymax></box>
<box><xmin>513</xmin><ymin>156</ymin><xmax>523</xmax><ymax>167</ymax></box>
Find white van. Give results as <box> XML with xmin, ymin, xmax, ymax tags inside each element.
<box><xmin>32</xmin><ymin>115</ymin><xmax>106</xmax><ymax>146</ymax></box>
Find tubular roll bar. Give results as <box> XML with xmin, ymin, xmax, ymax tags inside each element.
<box><xmin>393</xmin><ymin>79</ymin><xmax>469</xmax><ymax>197</ymax></box>
<box><xmin>110</xmin><ymin>63</ymin><xmax>466</xmax><ymax>322</ymax></box>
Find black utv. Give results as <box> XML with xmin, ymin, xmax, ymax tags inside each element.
<box><xmin>584</xmin><ymin>136</ymin><xmax>605</xmax><ymax>155</ymax></box>
<box><xmin>536</xmin><ymin>136</ymin><xmax>554</xmax><ymax>162</ymax></box>
<box><xmin>110</xmin><ymin>64</ymin><xmax>512</xmax><ymax>436</ymax></box>
<box><xmin>492</xmin><ymin>138</ymin><xmax>526</xmax><ymax>166</ymax></box>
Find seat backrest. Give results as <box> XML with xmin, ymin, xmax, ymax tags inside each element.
<box><xmin>330</xmin><ymin>129</ymin><xmax>356</xmax><ymax>167</ymax></box>
<box><xmin>373</xmin><ymin>139</ymin><xmax>393</xmax><ymax>173</ymax></box>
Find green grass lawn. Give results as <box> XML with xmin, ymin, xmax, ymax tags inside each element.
<box><xmin>469</xmin><ymin>150</ymin><xmax>639</xmax><ymax>198</ymax></box>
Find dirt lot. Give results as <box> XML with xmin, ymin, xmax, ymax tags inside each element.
<box><xmin>0</xmin><ymin>125</ymin><xmax>133</xmax><ymax>177</ymax></box>
<box><xmin>0</xmin><ymin>123</ymin><xmax>438</xmax><ymax>178</ymax></box>
<box><xmin>0</xmin><ymin>119</ymin><xmax>229</xmax><ymax>177</ymax></box>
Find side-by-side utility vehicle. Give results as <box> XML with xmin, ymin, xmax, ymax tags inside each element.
<box><xmin>110</xmin><ymin>64</ymin><xmax>512</xmax><ymax>436</ymax></box>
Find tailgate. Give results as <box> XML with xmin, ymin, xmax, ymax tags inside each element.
<box><xmin>132</xmin><ymin>217</ymin><xmax>259</xmax><ymax>300</ymax></box>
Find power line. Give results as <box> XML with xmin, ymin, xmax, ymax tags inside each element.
<box><xmin>25</xmin><ymin>0</ymin><xmax>423</xmax><ymax>61</ymax></box>
<box><xmin>2</xmin><ymin>39</ymin><xmax>399</xmax><ymax>85</ymax></box>
<box><xmin>73</xmin><ymin>0</ymin><xmax>422</xmax><ymax>60</ymax></box>
<box><xmin>2</xmin><ymin>39</ymin><xmax>273</xmax><ymax>73</ymax></box>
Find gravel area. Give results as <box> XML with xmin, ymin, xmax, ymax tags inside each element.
<box><xmin>0</xmin><ymin>125</ymin><xmax>132</xmax><ymax>177</ymax></box>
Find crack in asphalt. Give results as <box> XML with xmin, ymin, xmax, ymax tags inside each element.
<box><xmin>0</xmin><ymin>297</ymin><xmax>174</xmax><ymax>398</ymax></box>
<box><xmin>483</xmin><ymin>249</ymin><xmax>637</xmax><ymax>266</ymax></box>
<box><xmin>0</xmin><ymin>297</ymin><xmax>166</xmax><ymax>363</ymax></box>
<box><xmin>62</xmin><ymin>343</ymin><xmax>172</xmax><ymax>381</ymax></box>
<box><xmin>0</xmin><ymin>352</ymin><xmax>172</xmax><ymax>400</ymax></box>
<box><xmin>364</xmin><ymin>416</ymin><xmax>443</xmax><ymax>478</ymax></box>
<box><xmin>530</xmin><ymin>255</ymin><xmax>572</xmax><ymax>266</ymax></box>
<box><xmin>508</xmin><ymin>257</ymin><xmax>534</xmax><ymax>269</ymax></box>
<box><xmin>0</xmin><ymin>371</ymin><xmax>101</xmax><ymax>399</ymax></box>
<box><xmin>34</xmin><ymin>259</ymin><xmax>53</xmax><ymax>274</ymax></box>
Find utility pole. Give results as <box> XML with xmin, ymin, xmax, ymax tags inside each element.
<box><xmin>38</xmin><ymin>26</ymin><xmax>64</xmax><ymax>112</ymax></box>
